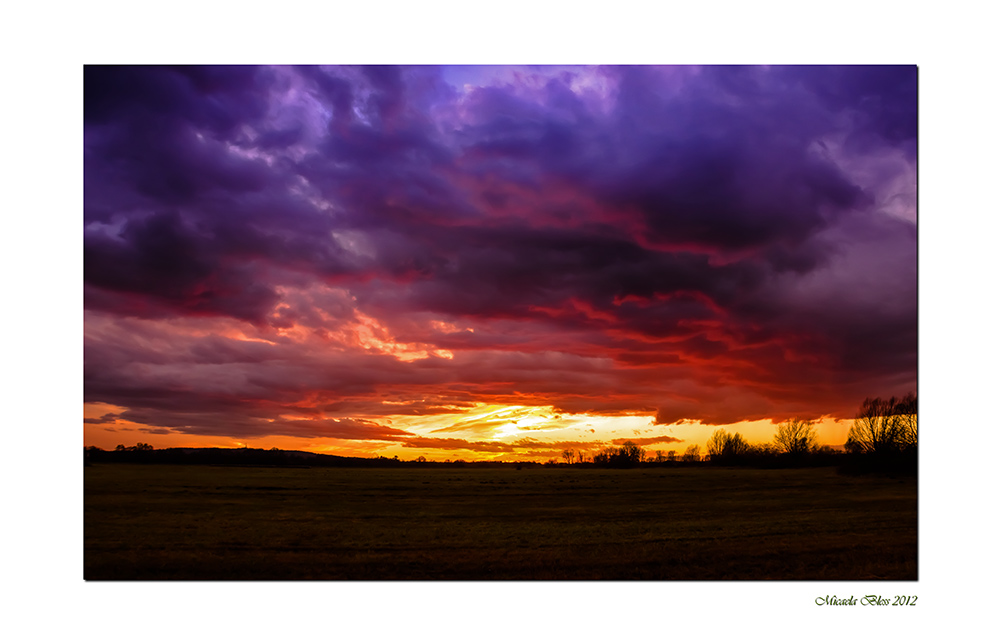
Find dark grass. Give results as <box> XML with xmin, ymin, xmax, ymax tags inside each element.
<box><xmin>84</xmin><ymin>464</ymin><xmax>916</xmax><ymax>580</ymax></box>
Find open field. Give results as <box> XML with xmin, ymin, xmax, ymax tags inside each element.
<box><xmin>84</xmin><ymin>464</ymin><xmax>916</xmax><ymax>580</ymax></box>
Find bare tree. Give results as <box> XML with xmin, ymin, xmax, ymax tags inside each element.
<box><xmin>594</xmin><ymin>447</ymin><xmax>615</xmax><ymax>465</ymax></box>
<box><xmin>593</xmin><ymin>442</ymin><xmax>645</xmax><ymax>468</ymax></box>
<box><xmin>617</xmin><ymin>441</ymin><xmax>645</xmax><ymax>466</ymax></box>
<box><xmin>706</xmin><ymin>430</ymin><xmax>726</xmax><ymax>458</ymax></box>
<box><xmin>773</xmin><ymin>419</ymin><xmax>818</xmax><ymax>456</ymax></box>
<box><xmin>706</xmin><ymin>429</ymin><xmax>749</xmax><ymax>462</ymax></box>
<box><xmin>682</xmin><ymin>444</ymin><xmax>701</xmax><ymax>462</ymax></box>
<box><xmin>562</xmin><ymin>449</ymin><xmax>575</xmax><ymax>465</ymax></box>
<box><xmin>895</xmin><ymin>392</ymin><xmax>918</xmax><ymax>448</ymax></box>
<box><xmin>847</xmin><ymin>395</ymin><xmax>916</xmax><ymax>455</ymax></box>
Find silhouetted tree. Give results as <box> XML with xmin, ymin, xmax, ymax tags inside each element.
<box><xmin>617</xmin><ymin>441</ymin><xmax>644</xmax><ymax>466</ymax></box>
<box><xmin>707</xmin><ymin>430</ymin><xmax>749</xmax><ymax>463</ymax></box>
<box><xmin>682</xmin><ymin>445</ymin><xmax>701</xmax><ymax>462</ymax></box>
<box><xmin>706</xmin><ymin>431</ymin><xmax>725</xmax><ymax>458</ymax></box>
<box><xmin>593</xmin><ymin>447</ymin><xmax>617</xmax><ymax>467</ymax></box>
<box><xmin>896</xmin><ymin>392</ymin><xmax>918</xmax><ymax>447</ymax></box>
<box><xmin>773</xmin><ymin>420</ymin><xmax>818</xmax><ymax>456</ymax></box>
<box><xmin>115</xmin><ymin>443</ymin><xmax>154</xmax><ymax>452</ymax></box>
<box><xmin>84</xmin><ymin>446</ymin><xmax>103</xmax><ymax>466</ymax></box>
<box><xmin>840</xmin><ymin>394</ymin><xmax>918</xmax><ymax>475</ymax></box>
<box><xmin>592</xmin><ymin>441</ymin><xmax>645</xmax><ymax>468</ymax></box>
<box><xmin>846</xmin><ymin>395</ymin><xmax>916</xmax><ymax>455</ymax></box>
<box><xmin>750</xmin><ymin>442</ymin><xmax>778</xmax><ymax>458</ymax></box>
<box><xmin>562</xmin><ymin>449</ymin><xmax>575</xmax><ymax>465</ymax></box>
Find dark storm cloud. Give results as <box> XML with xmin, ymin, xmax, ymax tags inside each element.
<box><xmin>776</xmin><ymin>65</ymin><xmax>918</xmax><ymax>158</ymax></box>
<box><xmin>85</xmin><ymin>66</ymin><xmax>271</xmax><ymax>133</ymax></box>
<box><xmin>565</xmin><ymin>66</ymin><xmax>869</xmax><ymax>255</ymax></box>
<box><xmin>83</xmin><ymin>211</ymin><xmax>282</xmax><ymax>322</ymax></box>
<box><xmin>84</xmin><ymin>65</ymin><xmax>917</xmax><ymax>437</ymax></box>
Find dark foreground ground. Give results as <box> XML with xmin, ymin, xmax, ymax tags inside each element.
<box><xmin>84</xmin><ymin>464</ymin><xmax>916</xmax><ymax>580</ymax></box>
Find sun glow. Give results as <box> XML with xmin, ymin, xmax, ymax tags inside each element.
<box><xmin>85</xmin><ymin>394</ymin><xmax>857</xmax><ymax>462</ymax></box>
<box><xmin>377</xmin><ymin>404</ymin><xmax>671</xmax><ymax>453</ymax></box>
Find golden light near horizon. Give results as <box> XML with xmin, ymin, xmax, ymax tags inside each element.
<box><xmin>86</xmin><ymin>399</ymin><xmax>856</xmax><ymax>460</ymax></box>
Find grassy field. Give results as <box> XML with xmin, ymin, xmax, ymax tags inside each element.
<box><xmin>84</xmin><ymin>464</ymin><xmax>917</xmax><ymax>580</ymax></box>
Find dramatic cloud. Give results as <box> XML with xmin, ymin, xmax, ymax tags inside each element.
<box><xmin>84</xmin><ymin>65</ymin><xmax>917</xmax><ymax>456</ymax></box>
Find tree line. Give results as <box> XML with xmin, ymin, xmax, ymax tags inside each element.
<box><xmin>699</xmin><ymin>392</ymin><xmax>916</xmax><ymax>473</ymax></box>
<box><xmin>558</xmin><ymin>392</ymin><xmax>916</xmax><ymax>472</ymax></box>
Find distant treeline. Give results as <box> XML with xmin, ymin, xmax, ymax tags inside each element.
<box><xmin>696</xmin><ymin>392</ymin><xmax>916</xmax><ymax>475</ymax></box>
<box><xmin>549</xmin><ymin>393</ymin><xmax>916</xmax><ymax>474</ymax></box>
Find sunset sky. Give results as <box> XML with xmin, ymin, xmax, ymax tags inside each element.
<box><xmin>83</xmin><ymin>65</ymin><xmax>917</xmax><ymax>460</ymax></box>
